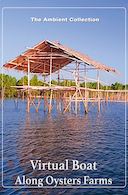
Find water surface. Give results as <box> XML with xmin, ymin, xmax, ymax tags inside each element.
<box><xmin>0</xmin><ymin>99</ymin><xmax>127</xmax><ymax>194</ymax></box>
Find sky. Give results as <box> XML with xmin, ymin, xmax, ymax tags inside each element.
<box><xmin>0</xmin><ymin>0</ymin><xmax>128</xmax><ymax>85</ymax></box>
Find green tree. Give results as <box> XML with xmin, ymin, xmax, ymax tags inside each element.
<box><xmin>30</xmin><ymin>75</ymin><xmax>39</xmax><ymax>86</ymax></box>
<box><xmin>17</xmin><ymin>76</ymin><xmax>28</xmax><ymax>86</ymax></box>
<box><xmin>51</xmin><ymin>80</ymin><xmax>58</xmax><ymax>85</ymax></box>
<box><xmin>110</xmin><ymin>82</ymin><xmax>124</xmax><ymax>90</ymax></box>
<box><xmin>0</xmin><ymin>74</ymin><xmax>17</xmax><ymax>97</ymax></box>
<box><xmin>87</xmin><ymin>82</ymin><xmax>97</xmax><ymax>89</ymax></box>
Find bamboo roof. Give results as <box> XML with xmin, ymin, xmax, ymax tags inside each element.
<box><xmin>3</xmin><ymin>40</ymin><xmax>120</xmax><ymax>75</ymax></box>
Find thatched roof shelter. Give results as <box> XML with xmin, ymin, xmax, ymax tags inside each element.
<box><xmin>3</xmin><ymin>40</ymin><xmax>120</xmax><ymax>75</ymax></box>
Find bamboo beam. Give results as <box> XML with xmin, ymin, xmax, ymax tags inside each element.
<box><xmin>30</xmin><ymin>72</ymin><xmax>48</xmax><ymax>75</ymax></box>
<box><xmin>87</xmin><ymin>103</ymin><xmax>94</xmax><ymax>112</ymax></box>
<box><xmin>25</xmin><ymin>46</ymin><xmax>40</xmax><ymax>51</ymax></box>
<box><xmin>6</xmin><ymin>62</ymin><xmax>28</xmax><ymax>69</ymax></box>
<box><xmin>63</xmin><ymin>91</ymin><xmax>77</xmax><ymax>114</ymax></box>
<box><xmin>36</xmin><ymin>99</ymin><xmax>42</xmax><ymax>113</ymax></box>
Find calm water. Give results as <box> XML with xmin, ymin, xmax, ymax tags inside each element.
<box><xmin>0</xmin><ymin>99</ymin><xmax>127</xmax><ymax>194</ymax></box>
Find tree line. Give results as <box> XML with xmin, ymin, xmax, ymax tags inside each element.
<box><xmin>0</xmin><ymin>74</ymin><xmax>127</xmax><ymax>98</ymax></box>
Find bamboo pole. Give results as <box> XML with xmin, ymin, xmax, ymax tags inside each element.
<box><xmin>22</xmin><ymin>76</ymin><xmax>24</xmax><ymax>103</ymax></box>
<box><xmin>57</xmin><ymin>99</ymin><xmax>58</xmax><ymax>110</ymax></box>
<box><xmin>44</xmin><ymin>62</ymin><xmax>46</xmax><ymax>83</ymax></box>
<box><xmin>50</xmin><ymin>49</ymin><xmax>52</xmax><ymax>88</ymax></box>
<box><xmin>36</xmin><ymin>99</ymin><xmax>41</xmax><ymax>113</ymax></box>
<box><xmin>106</xmin><ymin>80</ymin><xmax>108</xmax><ymax>106</ymax></box>
<box><xmin>78</xmin><ymin>63</ymin><xmax>81</xmax><ymax>112</ymax></box>
<box><xmin>44</xmin><ymin>92</ymin><xmax>45</xmax><ymax>112</ymax></box>
<box><xmin>49</xmin><ymin>90</ymin><xmax>53</xmax><ymax>114</ymax></box>
<box><xmin>63</xmin><ymin>91</ymin><xmax>77</xmax><ymax>114</ymax></box>
<box><xmin>59</xmin><ymin>92</ymin><xmax>61</xmax><ymax>111</ymax></box>
<box><xmin>75</xmin><ymin>61</ymin><xmax>78</xmax><ymax>115</ymax></box>
<box><xmin>75</xmin><ymin>90</ymin><xmax>77</xmax><ymax>115</ymax></box>
<box><xmin>69</xmin><ymin>94</ymin><xmax>71</xmax><ymax>113</ymax></box>
<box><xmin>87</xmin><ymin>103</ymin><xmax>94</xmax><ymax>112</ymax></box>
<box><xmin>27</xmin><ymin>59</ymin><xmax>30</xmax><ymax>114</ymax></box>
<box><xmin>58</xmin><ymin>69</ymin><xmax>60</xmax><ymax>85</ymax></box>
<box><xmin>97</xmin><ymin>69</ymin><xmax>100</xmax><ymax>112</ymax></box>
<box><xmin>85</xmin><ymin>64</ymin><xmax>88</xmax><ymax>113</ymax></box>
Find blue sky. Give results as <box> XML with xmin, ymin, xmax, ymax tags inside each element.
<box><xmin>0</xmin><ymin>0</ymin><xmax>128</xmax><ymax>85</ymax></box>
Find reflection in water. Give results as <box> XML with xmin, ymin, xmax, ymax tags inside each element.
<box><xmin>2</xmin><ymin>99</ymin><xmax>126</xmax><ymax>194</ymax></box>
<box><xmin>16</xmin><ymin>113</ymin><xmax>90</xmax><ymax>175</ymax></box>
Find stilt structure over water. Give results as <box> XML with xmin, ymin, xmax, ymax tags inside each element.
<box><xmin>3</xmin><ymin>40</ymin><xmax>127</xmax><ymax>114</ymax></box>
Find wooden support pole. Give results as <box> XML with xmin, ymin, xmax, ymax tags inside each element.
<box><xmin>57</xmin><ymin>98</ymin><xmax>58</xmax><ymax>111</ymax></box>
<box><xmin>44</xmin><ymin>92</ymin><xmax>45</xmax><ymax>112</ymax></box>
<box><xmin>22</xmin><ymin>91</ymin><xmax>24</xmax><ymax>103</ymax></box>
<box><xmin>97</xmin><ymin>69</ymin><xmax>100</xmax><ymax>112</ymax></box>
<box><xmin>75</xmin><ymin>61</ymin><xmax>78</xmax><ymax>115</ymax></box>
<box><xmin>63</xmin><ymin>91</ymin><xmax>77</xmax><ymax>114</ymax></box>
<box><xmin>29</xmin><ymin>99</ymin><xmax>35</xmax><ymax>108</ymax></box>
<box><xmin>58</xmin><ymin>69</ymin><xmax>60</xmax><ymax>85</ymax></box>
<box><xmin>27</xmin><ymin>59</ymin><xmax>30</xmax><ymax>114</ymax></box>
<box><xmin>44</xmin><ymin>63</ymin><xmax>46</xmax><ymax>83</ymax></box>
<box><xmin>26</xmin><ymin>96</ymin><xmax>30</xmax><ymax>113</ymax></box>
<box><xmin>106</xmin><ymin>80</ymin><xmax>108</xmax><ymax>106</ymax></box>
<box><xmin>78</xmin><ymin>89</ymin><xmax>86</xmax><ymax>110</ymax></box>
<box><xmin>59</xmin><ymin>92</ymin><xmax>61</xmax><ymax>111</ymax></box>
<box><xmin>36</xmin><ymin>99</ymin><xmax>41</xmax><ymax>113</ymax></box>
<box><xmin>75</xmin><ymin>89</ymin><xmax>77</xmax><ymax>115</ymax></box>
<box><xmin>49</xmin><ymin>90</ymin><xmax>53</xmax><ymax>114</ymax></box>
<box><xmin>85</xmin><ymin>64</ymin><xmax>88</xmax><ymax>114</ymax></box>
<box><xmin>22</xmin><ymin>76</ymin><xmax>24</xmax><ymax>103</ymax></box>
<box><xmin>87</xmin><ymin>103</ymin><xmax>94</xmax><ymax>112</ymax></box>
<box><xmin>106</xmin><ymin>92</ymin><xmax>108</xmax><ymax>106</ymax></box>
<box><xmin>78</xmin><ymin>62</ymin><xmax>80</xmax><ymax>86</ymax></box>
<box><xmin>69</xmin><ymin>94</ymin><xmax>71</xmax><ymax>113</ymax></box>
<box><xmin>54</xmin><ymin>94</ymin><xmax>56</xmax><ymax>104</ymax></box>
<box><xmin>28</xmin><ymin>59</ymin><xmax>30</xmax><ymax>87</ymax></box>
<box><xmin>50</xmin><ymin>49</ymin><xmax>52</xmax><ymax>88</ymax></box>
